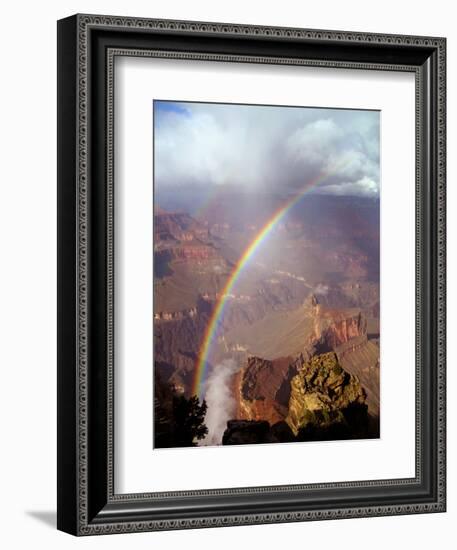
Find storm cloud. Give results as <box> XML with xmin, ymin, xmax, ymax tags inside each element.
<box><xmin>154</xmin><ymin>101</ymin><xmax>380</xmax><ymax>197</ymax></box>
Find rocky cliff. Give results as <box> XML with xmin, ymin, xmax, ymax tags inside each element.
<box><xmin>335</xmin><ymin>335</ymin><xmax>380</xmax><ymax>415</ymax></box>
<box><xmin>222</xmin><ymin>420</ymin><xmax>273</xmax><ymax>445</ymax></box>
<box><xmin>154</xmin><ymin>209</ymin><xmax>229</xmax><ymax>288</ymax></box>
<box><xmin>285</xmin><ymin>352</ymin><xmax>367</xmax><ymax>437</ymax></box>
<box><xmin>304</xmin><ymin>294</ymin><xmax>367</xmax><ymax>352</ymax></box>
<box><xmin>154</xmin><ymin>210</ymin><xmax>209</xmax><ymax>242</ymax></box>
<box><xmin>155</xmin><ymin>242</ymin><xmax>221</xmax><ymax>263</ymax></box>
<box><xmin>234</xmin><ymin>356</ymin><xmax>297</xmax><ymax>424</ymax></box>
<box><xmin>223</xmin><ymin>351</ymin><xmax>371</xmax><ymax>445</ymax></box>
<box><xmin>154</xmin><ymin>299</ymin><xmax>212</xmax><ymax>394</ymax></box>
<box><xmin>302</xmin><ymin>296</ymin><xmax>380</xmax><ymax>416</ymax></box>
<box><xmin>231</xmin><ymin>301</ymin><xmax>378</xmax><ymax>424</ymax></box>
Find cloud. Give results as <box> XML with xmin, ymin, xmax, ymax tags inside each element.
<box><xmin>314</xmin><ymin>283</ymin><xmax>329</xmax><ymax>295</ymax></box>
<box><xmin>154</xmin><ymin>101</ymin><xmax>380</xmax><ymax>197</ymax></box>
<box><xmin>315</xmin><ymin>176</ymin><xmax>379</xmax><ymax>197</ymax></box>
<box><xmin>286</xmin><ymin>118</ymin><xmax>344</xmax><ymax>166</ymax></box>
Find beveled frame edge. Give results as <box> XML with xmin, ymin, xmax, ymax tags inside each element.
<box><xmin>57</xmin><ymin>13</ymin><xmax>446</xmax><ymax>536</ymax></box>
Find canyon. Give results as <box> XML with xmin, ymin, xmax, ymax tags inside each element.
<box><xmin>153</xmin><ymin>194</ymin><xmax>380</xmax><ymax>447</ymax></box>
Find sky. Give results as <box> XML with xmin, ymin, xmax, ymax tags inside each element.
<box><xmin>153</xmin><ymin>101</ymin><xmax>380</xmax><ymax>197</ymax></box>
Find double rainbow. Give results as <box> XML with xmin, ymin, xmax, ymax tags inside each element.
<box><xmin>192</xmin><ymin>168</ymin><xmax>338</xmax><ymax>398</ymax></box>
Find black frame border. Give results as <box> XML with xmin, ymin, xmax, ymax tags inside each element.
<box><xmin>57</xmin><ymin>14</ymin><xmax>446</xmax><ymax>535</ymax></box>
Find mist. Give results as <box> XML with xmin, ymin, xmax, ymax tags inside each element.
<box><xmin>201</xmin><ymin>359</ymin><xmax>240</xmax><ymax>446</ymax></box>
<box><xmin>314</xmin><ymin>283</ymin><xmax>329</xmax><ymax>296</ymax></box>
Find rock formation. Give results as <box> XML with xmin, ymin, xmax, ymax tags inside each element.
<box><xmin>304</xmin><ymin>295</ymin><xmax>368</xmax><ymax>352</ymax></box>
<box><xmin>154</xmin><ymin>210</ymin><xmax>209</xmax><ymax>242</ymax></box>
<box><xmin>335</xmin><ymin>335</ymin><xmax>380</xmax><ymax>415</ymax></box>
<box><xmin>155</xmin><ymin>242</ymin><xmax>221</xmax><ymax>263</ymax></box>
<box><xmin>222</xmin><ymin>420</ymin><xmax>273</xmax><ymax>445</ymax></box>
<box><xmin>222</xmin><ymin>419</ymin><xmax>297</xmax><ymax>445</ymax></box>
<box><xmin>285</xmin><ymin>352</ymin><xmax>368</xmax><ymax>438</ymax></box>
<box><xmin>223</xmin><ymin>351</ymin><xmax>371</xmax><ymax>445</ymax></box>
<box><xmin>234</xmin><ymin>356</ymin><xmax>297</xmax><ymax>424</ymax></box>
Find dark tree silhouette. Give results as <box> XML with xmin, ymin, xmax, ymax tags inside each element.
<box><xmin>172</xmin><ymin>395</ymin><xmax>208</xmax><ymax>447</ymax></box>
<box><xmin>154</xmin><ymin>375</ymin><xmax>208</xmax><ymax>448</ymax></box>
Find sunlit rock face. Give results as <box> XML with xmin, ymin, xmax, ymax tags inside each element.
<box><xmin>285</xmin><ymin>352</ymin><xmax>367</xmax><ymax>437</ymax></box>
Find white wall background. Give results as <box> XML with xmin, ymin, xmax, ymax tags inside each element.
<box><xmin>0</xmin><ymin>0</ymin><xmax>454</xmax><ymax>547</ymax></box>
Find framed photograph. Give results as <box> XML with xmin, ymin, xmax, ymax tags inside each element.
<box><xmin>57</xmin><ymin>14</ymin><xmax>446</xmax><ymax>535</ymax></box>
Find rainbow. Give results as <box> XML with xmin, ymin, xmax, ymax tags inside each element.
<box><xmin>192</xmin><ymin>168</ymin><xmax>339</xmax><ymax>398</ymax></box>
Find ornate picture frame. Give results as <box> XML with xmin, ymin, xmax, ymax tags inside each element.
<box><xmin>57</xmin><ymin>14</ymin><xmax>446</xmax><ymax>535</ymax></box>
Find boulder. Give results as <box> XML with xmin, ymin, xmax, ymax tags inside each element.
<box><xmin>286</xmin><ymin>352</ymin><xmax>368</xmax><ymax>439</ymax></box>
<box><xmin>222</xmin><ymin>420</ymin><xmax>272</xmax><ymax>445</ymax></box>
